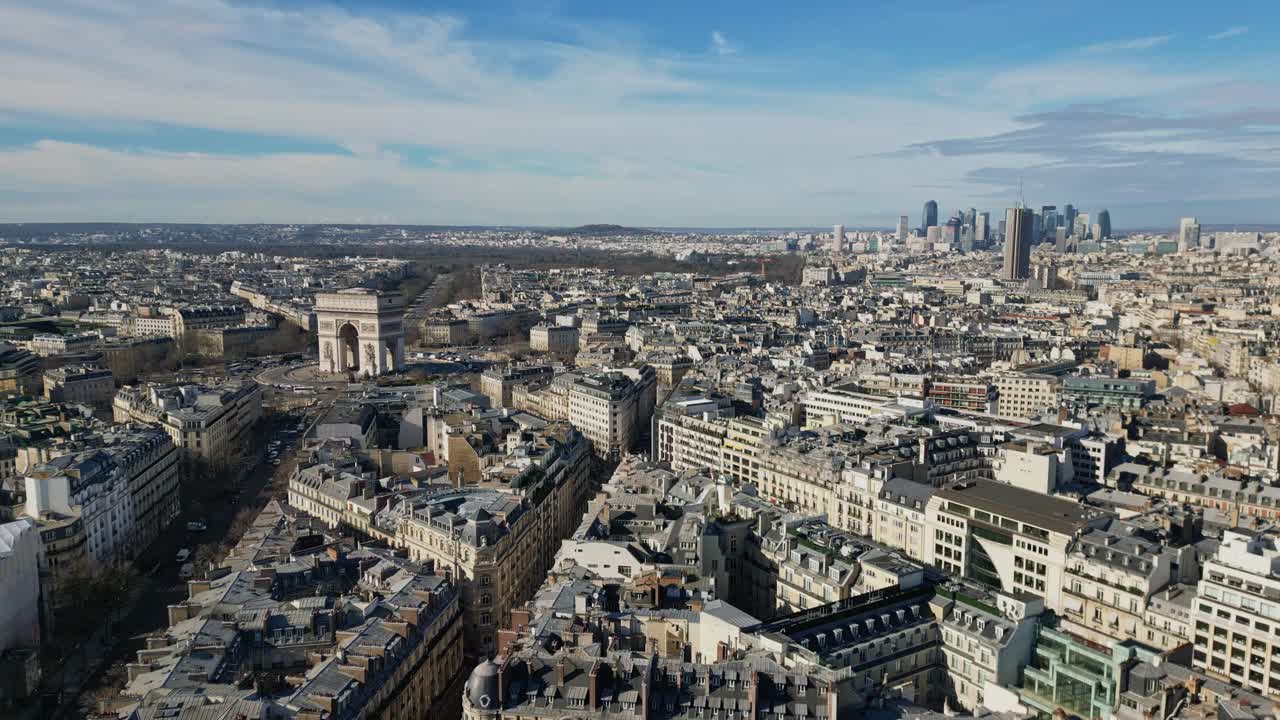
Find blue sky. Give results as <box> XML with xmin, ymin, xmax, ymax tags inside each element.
<box><xmin>0</xmin><ymin>0</ymin><xmax>1275</xmax><ymax>227</ymax></box>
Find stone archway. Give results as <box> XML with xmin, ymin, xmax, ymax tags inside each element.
<box><xmin>337</xmin><ymin>322</ymin><xmax>360</xmax><ymax>373</ymax></box>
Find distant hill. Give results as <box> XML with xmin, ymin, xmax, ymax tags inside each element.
<box><xmin>547</xmin><ymin>224</ymin><xmax>666</xmax><ymax>237</ymax></box>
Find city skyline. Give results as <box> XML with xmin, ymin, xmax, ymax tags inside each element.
<box><xmin>0</xmin><ymin>1</ymin><xmax>1277</xmax><ymax>226</ymax></box>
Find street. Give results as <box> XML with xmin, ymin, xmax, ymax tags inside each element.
<box><xmin>56</xmin><ymin>406</ymin><xmax>314</xmax><ymax>718</ymax></box>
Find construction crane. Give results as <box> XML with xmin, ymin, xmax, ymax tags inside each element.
<box><xmin>758</xmin><ymin>257</ymin><xmax>775</xmax><ymax>278</ymax></box>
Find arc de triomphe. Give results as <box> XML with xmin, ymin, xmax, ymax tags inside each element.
<box><xmin>315</xmin><ymin>288</ymin><xmax>406</xmax><ymax>377</ymax></box>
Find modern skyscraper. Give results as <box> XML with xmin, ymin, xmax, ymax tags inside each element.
<box><xmin>943</xmin><ymin>216</ymin><xmax>962</xmax><ymax>248</ymax></box>
<box><xmin>976</xmin><ymin>212</ymin><xmax>990</xmax><ymax>245</ymax></box>
<box><xmin>1063</xmin><ymin>204</ymin><xmax>1077</xmax><ymax>235</ymax></box>
<box><xmin>962</xmin><ymin>208</ymin><xmax>976</xmax><ymax>230</ymax></box>
<box><xmin>1055</xmin><ymin>227</ymin><xmax>1069</xmax><ymax>253</ymax></box>
<box><xmin>1031</xmin><ymin>213</ymin><xmax>1043</xmax><ymax>243</ymax></box>
<box><xmin>897</xmin><ymin>215</ymin><xmax>908</xmax><ymax>241</ymax></box>
<box><xmin>1096</xmin><ymin>209</ymin><xmax>1112</xmax><ymax>240</ymax></box>
<box><xmin>1074</xmin><ymin>212</ymin><xmax>1091</xmax><ymax>239</ymax></box>
<box><xmin>1002</xmin><ymin>207</ymin><xmax>1033</xmax><ymax>281</ymax></box>
<box><xmin>1040</xmin><ymin>206</ymin><xmax>1057</xmax><ymax>238</ymax></box>
<box><xmin>921</xmin><ymin>200</ymin><xmax>938</xmax><ymax>233</ymax></box>
<box><xmin>833</xmin><ymin>224</ymin><xmax>845</xmax><ymax>253</ymax></box>
<box><xmin>1179</xmin><ymin>217</ymin><xmax>1201</xmax><ymax>252</ymax></box>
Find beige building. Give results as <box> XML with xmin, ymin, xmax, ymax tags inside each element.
<box><xmin>1059</xmin><ymin>519</ymin><xmax>1195</xmax><ymax>652</ymax></box>
<box><xmin>994</xmin><ymin>372</ymin><xmax>1061</xmax><ymax>420</ymax></box>
<box><xmin>424</xmin><ymin>317</ymin><xmax>470</xmax><ymax>346</ymax></box>
<box><xmin>0</xmin><ymin>342</ymin><xmax>41</xmax><ymax>398</ymax></box>
<box><xmin>373</xmin><ymin>426</ymin><xmax>592</xmax><ymax>657</ymax></box>
<box><xmin>113</xmin><ymin>381</ymin><xmax>263</xmax><ymax>463</ymax></box>
<box><xmin>43</xmin><ymin>364</ymin><xmax>114</xmax><ymax>410</ymax></box>
<box><xmin>529</xmin><ymin>323</ymin><xmax>579</xmax><ymax>356</ymax></box>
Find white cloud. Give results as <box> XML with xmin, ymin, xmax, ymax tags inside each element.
<box><xmin>1208</xmin><ymin>26</ymin><xmax>1248</xmax><ymax>41</ymax></box>
<box><xmin>710</xmin><ymin>30</ymin><xmax>736</xmax><ymax>56</ymax></box>
<box><xmin>1081</xmin><ymin>34</ymin><xmax>1173</xmax><ymax>53</ymax></box>
<box><xmin>0</xmin><ymin>1</ymin><xmax>1267</xmax><ymax>225</ymax></box>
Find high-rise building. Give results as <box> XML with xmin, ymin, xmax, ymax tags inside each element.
<box><xmin>963</xmin><ymin>207</ymin><xmax>976</xmax><ymax>229</ymax></box>
<box><xmin>1002</xmin><ymin>207</ymin><xmax>1033</xmax><ymax>281</ymax></box>
<box><xmin>1096</xmin><ymin>209</ymin><xmax>1112</xmax><ymax>239</ymax></box>
<box><xmin>833</xmin><ymin>224</ymin><xmax>845</xmax><ymax>252</ymax></box>
<box><xmin>1031</xmin><ymin>212</ymin><xmax>1043</xmax><ymax>242</ymax></box>
<box><xmin>1179</xmin><ymin>217</ymin><xmax>1201</xmax><ymax>252</ymax></box>
<box><xmin>1063</xmin><ymin>204</ymin><xmax>1077</xmax><ymax>235</ymax></box>
<box><xmin>976</xmin><ymin>212</ymin><xmax>990</xmax><ymax>245</ymax></box>
<box><xmin>1055</xmin><ymin>226</ymin><xmax>1069</xmax><ymax>252</ymax></box>
<box><xmin>1074</xmin><ymin>212</ymin><xmax>1091</xmax><ymax>239</ymax></box>
<box><xmin>943</xmin><ymin>216</ymin><xmax>962</xmax><ymax>248</ymax></box>
<box><xmin>921</xmin><ymin>200</ymin><xmax>938</xmax><ymax>233</ymax></box>
<box><xmin>1040</xmin><ymin>206</ymin><xmax>1057</xmax><ymax>238</ymax></box>
<box><xmin>897</xmin><ymin>215</ymin><xmax>908</xmax><ymax>241</ymax></box>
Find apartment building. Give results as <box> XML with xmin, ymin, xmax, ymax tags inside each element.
<box><xmin>994</xmin><ymin>372</ymin><xmax>1060</xmax><ymax>420</ymax></box>
<box><xmin>23</xmin><ymin>449</ymin><xmax>136</xmax><ymax>592</ymax></box>
<box><xmin>480</xmin><ymin>364</ymin><xmax>555</xmax><ymax>408</ymax></box>
<box><xmin>529</xmin><ymin>323</ymin><xmax>580</xmax><ymax>355</ymax></box>
<box><xmin>654</xmin><ymin>395</ymin><xmax>733</xmax><ymax>473</ymax></box>
<box><xmin>128</xmin><ymin>314</ymin><xmax>176</xmax><ymax>337</ymax></box>
<box><xmin>721</xmin><ymin>415</ymin><xmax>770</xmax><ymax>486</ymax></box>
<box><xmin>0</xmin><ymin>519</ymin><xmax>42</xmax><ymax>655</ymax></box>
<box><xmin>371</xmin><ymin>427</ymin><xmax>592</xmax><ymax>657</ymax></box>
<box><xmin>42</xmin><ymin>364</ymin><xmax>114</xmax><ymax>410</ymax></box>
<box><xmin>800</xmin><ymin>384</ymin><xmax>928</xmax><ymax>427</ymax></box>
<box><xmin>123</xmin><ymin>510</ymin><xmax>464</xmax><ymax>720</ymax></box>
<box><xmin>0</xmin><ymin>342</ymin><xmax>41</xmax><ymax>398</ymax></box>
<box><xmin>1061</xmin><ymin>376</ymin><xmax>1155</xmax><ymax>412</ymax></box>
<box><xmin>934</xmin><ymin>586</ymin><xmax>1043</xmax><ymax>712</ymax></box>
<box><xmin>424</xmin><ymin>317</ymin><xmax>470</xmax><ymax>346</ymax></box>
<box><xmin>101</xmin><ymin>425</ymin><xmax>182</xmax><ymax>551</ymax></box>
<box><xmin>926</xmin><ymin>480</ymin><xmax>1112</xmax><ymax>612</ymax></box>
<box><xmin>1192</xmin><ymin>527</ymin><xmax>1280</xmax><ymax>699</ymax></box>
<box><xmin>928</xmin><ymin>377</ymin><xmax>997</xmax><ymax>414</ymax></box>
<box><xmin>565</xmin><ymin>366</ymin><xmax>656</xmax><ymax>461</ymax></box>
<box><xmin>113</xmin><ymin>381</ymin><xmax>263</xmax><ymax>462</ymax></box>
<box><xmin>762</xmin><ymin>520</ymin><xmax>870</xmax><ymax>613</ymax></box>
<box><xmin>28</xmin><ymin>332</ymin><xmax>98</xmax><ymax>357</ymax></box>
<box><xmin>172</xmin><ymin>304</ymin><xmax>246</xmax><ymax>337</ymax></box>
<box><xmin>1060</xmin><ymin>518</ymin><xmax>1196</xmax><ymax>651</ymax></box>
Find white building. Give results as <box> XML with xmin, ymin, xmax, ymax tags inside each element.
<box><xmin>25</xmin><ymin>450</ymin><xmax>136</xmax><ymax>571</ymax></box>
<box><xmin>1192</xmin><ymin>527</ymin><xmax>1280</xmax><ymax>699</ymax></box>
<box><xmin>1179</xmin><ymin>216</ymin><xmax>1202</xmax><ymax>252</ymax></box>
<box><xmin>925</xmin><ymin>480</ymin><xmax>1111</xmax><ymax>613</ymax></box>
<box><xmin>0</xmin><ymin>518</ymin><xmax>42</xmax><ymax>653</ymax></box>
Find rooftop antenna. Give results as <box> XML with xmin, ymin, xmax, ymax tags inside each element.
<box><xmin>1017</xmin><ymin>178</ymin><xmax>1025</xmax><ymax>210</ymax></box>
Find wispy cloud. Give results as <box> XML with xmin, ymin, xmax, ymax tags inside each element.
<box><xmin>1081</xmin><ymin>34</ymin><xmax>1173</xmax><ymax>53</ymax></box>
<box><xmin>0</xmin><ymin>1</ymin><xmax>1275</xmax><ymax>225</ymax></box>
<box><xmin>1209</xmin><ymin>26</ymin><xmax>1248</xmax><ymax>41</ymax></box>
<box><xmin>710</xmin><ymin>30</ymin><xmax>736</xmax><ymax>56</ymax></box>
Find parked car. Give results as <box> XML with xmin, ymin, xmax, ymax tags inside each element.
<box><xmin>179</xmin><ymin>563</ymin><xmax>195</xmax><ymax>579</ymax></box>
<box><xmin>186</xmin><ymin>521</ymin><xmax>207</xmax><ymax>533</ymax></box>
<box><xmin>175</xmin><ymin>548</ymin><xmax>192</xmax><ymax>563</ymax></box>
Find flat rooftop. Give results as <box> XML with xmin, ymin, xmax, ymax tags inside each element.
<box><xmin>935</xmin><ymin>480</ymin><xmax>1108</xmax><ymax>535</ymax></box>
